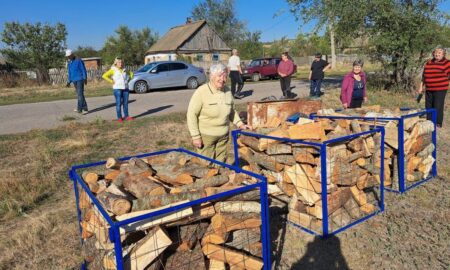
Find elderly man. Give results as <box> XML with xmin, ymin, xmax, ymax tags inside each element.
<box><xmin>419</xmin><ymin>46</ymin><xmax>450</xmax><ymax>128</ymax></box>
<box><xmin>187</xmin><ymin>63</ymin><xmax>249</xmax><ymax>163</ymax></box>
<box><xmin>66</xmin><ymin>49</ymin><xmax>88</xmax><ymax>114</ymax></box>
<box><xmin>227</xmin><ymin>49</ymin><xmax>244</xmax><ymax>99</ymax></box>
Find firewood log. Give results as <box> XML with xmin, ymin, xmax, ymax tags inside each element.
<box><xmin>123</xmin><ymin>174</ymin><xmax>166</xmax><ymax>199</ymax></box>
<box><xmin>202</xmin><ymin>244</ymin><xmax>263</xmax><ymax>270</ymax></box>
<box><xmin>258</xmin><ymin>128</ymin><xmax>290</xmax><ymax>150</ymax></box>
<box><xmin>126</xmin><ymin>157</ymin><xmax>156</xmax><ymax>175</ymax></box>
<box><xmin>205</xmin><ymin>187</ymin><xmax>260</xmax><ymax>201</ymax></box>
<box><xmin>167</xmin><ymin>203</ymin><xmax>216</xmax><ymax>227</ymax></box>
<box><xmin>343</xmin><ymin>197</ymin><xmax>363</xmax><ymax>219</ymax></box>
<box><xmin>214</xmin><ymin>201</ymin><xmax>261</xmax><ymax>214</ymax></box>
<box><xmin>106</xmin><ymin>157</ymin><xmax>122</xmax><ymax>170</ymax></box>
<box><xmin>211</xmin><ymin>213</ymin><xmax>261</xmax><ymax>237</ymax></box>
<box><xmin>329</xmin><ymin>208</ymin><xmax>352</xmax><ymax>228</ymax></box>
<box><xmin>384</xmin><ymin>121</ymin><xmax>398</xmax><ymax>149</ymax></box>
<box><xmin>272</xmin><ymin>154</ymin><xmax>296</xmax><ymax>166</ymax></box>
<box><xmin>240</xmin><ymin>135</ymin><xmax>265</xmax><ymax>152</ymax></box>
<box><xmin>288</xmin><ymin>122</ymin><xmax>326</xmax><ymax>141</ymax></box>
<box><xmin>331</xmin><ymin>158</ymin><xmax>363</xmax><ymax>186</ymax></box>
<box><xmin>209</xmin><ymin>260</ymin><xmax>226</xmax><ymax>270</ymax></box>
<box><xmin>82</xmin><ymin>171</ymin><xmax>100</xmax><ymax>193</ymax></box>
<box><xmin>266</xmin><ymin>143</ymin><xmax>292</xmax><ymax>155</ymax></box>
<box><xmin>97</xmin><ymin>191</ymin><xmax>131</xmax><ymax>215</ymax></box>
<box><xmin>417</xmin><ymin>143</ymin><xmax>434</xmax><ymax>158</ymax></box>
<box><xmin>251</xmin><ymin>151</ymin><xmax>284</xmax><ymax>172</ymax></box>
<box><xmin>170</xmin><ymin>175</ymin><xmax>229</xmax><ymax>194</ymax></box>
<box><xmin>292</xmin><ymin>147</ymin><xmax>316</xmax><ymax>165</ymax></box>
<box><xmin>164</xmin><ymin>244</ymin><xmax>207</xmax><ymax>270</ymax></box>
<box><xmin>202</xmin><ymin>223</ymin><xmax>229</xmax><ymax>245</ymax></box>
<box><xmin>105</xmin><ymin>170</ymin><xmax>121</xmax><ymax>182</ymax></box>
<box><xmin>418</xmin><ymin>155</ymin><xmax>434</xmax><ymax>178</ymax></box>
<box><xmin>306</xmin><ymin>188</ymin><xmax>351</xmax><ymax>219</ymax></box>
<box><xmin>177</xmin><ymin>221</ymin><xmax>209</xmax><ymax>251</ymax></box>
<box><xmin>132</xmin><ymin>191</ymin><xmax>204</xmax><ymax>210</ymax></box>
<box><xmin>284</xmin><ymin>164</ymin><xmax>321</xmax><ymax>205</ymax></box>
<box><xmin>350</xmin><ymin>186</ymin><xmax>367</xmax><ymax>206</ymax></box>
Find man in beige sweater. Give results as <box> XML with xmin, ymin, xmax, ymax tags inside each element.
<box><xmin>187</xmin><ymin>63</ymin><xmax>249</xmax><ymax>163</ymax></box>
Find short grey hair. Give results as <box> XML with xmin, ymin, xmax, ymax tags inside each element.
<box><xmin>209</xmin><ymin>63</ymin><xmax>227</xmax><ymax>75</ymax></box>
<box><xmin>353</xmin><ymin>59</ymin><xmax>364</xmax><ymax>67</ymax></box>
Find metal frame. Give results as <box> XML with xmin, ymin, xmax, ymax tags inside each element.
<box><xmin>311</xmin><ymin>108</ymin><xmax>437</xmax><ymax>194</ymax></box>
<box><xmin>69</xmin><ymin>148</ymin><xmax>271</xmax><ymax>270</ymax></box>
<box><xmin>232</xmin><ymin>128</ymin><xmax>385</xmax><ymax>237</ymax></box>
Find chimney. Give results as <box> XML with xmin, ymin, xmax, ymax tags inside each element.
<box><xmin>186</xmin><ymin>17</ymin><xmax>192</xmax><ymax>24</ymax></box>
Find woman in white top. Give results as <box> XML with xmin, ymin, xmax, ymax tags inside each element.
<box><xmin>102</xmin><ymin>57</ymin><xmax>134</xmax><ymax>122</ymax></box>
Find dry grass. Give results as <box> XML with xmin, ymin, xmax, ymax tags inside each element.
<box><xmin>0</xmin><ymin>84</ymin><xmax>448</xmax><ymax>269</ymax></box>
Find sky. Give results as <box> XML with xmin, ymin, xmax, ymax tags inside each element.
<box><xmin>0</xmin><ymin>0</ymin><xmax>449</xmax><ymax>50</ymax></box>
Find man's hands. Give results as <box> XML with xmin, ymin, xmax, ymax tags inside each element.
<box><xmin>364</xmin><ymin>96</ymin><xmax>368</xmax><ymax>103</ymax></box>
<box><xmin>192</xmin><ymin>138</ymin><xmax>203</xmax><ymax>149</ymax></box>
<box><xmin>84</xmin><ymin>79</ymin><xmax>88</xmax><ymax>85</ymax></box>
<box><xmin>238</xmin><ymin>124</ymin><xmax>252</xmax><ymax>130</ymax></box>
<box><xmin>66</xmin><ymin>81</ymin><xmax>71</xmax><ymax>87</ymax></box>
<box><xmin>343</xmin><ymin>103</ymin><xmax>348</xmax><ymax>109</ymax></box>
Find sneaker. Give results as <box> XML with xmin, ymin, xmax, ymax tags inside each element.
<box><xmin>234</xmin><ymin>95</ymin><xmax>243</xmax><ymax>99</ymax></box>
<box><xmin>117</xmin><ymin>118</ymin><xmax>123</xmax><ymax>123</ymax></box>
<box><xmin>319</xmin><ymin>91</ymin><xmax>325</xmax><ymax>96</ymax></box>
<box><xmin>81</xmin><ymin>110</ymin><xmax>88</xmax><ymax>115</ymax></box>
<box><xmin>73</xmin><ymin>109</ymin><xmax>79</xmax><ymax>112</ymax></box>
<box><xmin>125</xmin><ymin>116</ymin><xmax>134</xmax><ymax>121</ymax></box>
<box><xmin>310</xmin><ymin>96</ymin><xmax>321</xmax><ymax>100</ymax></box>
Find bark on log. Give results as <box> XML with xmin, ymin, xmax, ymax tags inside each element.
<box><xmin>170</xmin><ymin>175</ymin><xmax>229</xmax><ymax>194</ymax></box>
<box><xmin>164</xmin><ymin>245</ymin><xmax>207</xmax><ymax>270</ymax></box>
<box><xmin>343</xmin><ymin>197</ymin><xmax>363</xmax><ymax>219</ymax></box>
<box><xmin>272</xmin><ymin>154</ymin><xmax>296</xmax><ymax>166</ymax></box>
<box><xmin>266</xmin><ymin>143</ymin><xmax>292</xmax><ymax>155</ymax></box>
<box><xmin>240</xmin><ymin>135</ymin><xmax>265</xmax><ymax>152</ymax></box>
<box><xmin>97</xmin><ymin>191</ymin><xmax>131</xmax><ymax>215</ymax></box>
<box><xmin>177</xmin><ymin>221</ymin><xmax>209</xmax><ymax>251</ymax></box>
<box><xmin>292</xmin><ymin>147</ymin><xmax>316</xmax><ymax>165</ymax></box>
<box><xmin>205</xmin><ymin>187</ymin><xmax>260</xmax><ymax>201</ymax></box>
<box><xmin>167</xmin><ymin>203</ymin><xmax>216</xmax><ymax>227</ymax></box>
<box><xmin>123</xmin><ymin>174</ymin><xmax>166</xmax><ymax>199</ymax></box>
<box><xmin>251</xmin><ymin>151</ymin><xmax>284</xmax><ymax>172</ymax></box>
<box><xmin>202</xmin><ymin>244</ymin><xmax>263</xmax><ymax>270</ymax></box>
<box><xmin>214</xmin><ymin>201</ymin><xmax>261</xmax><ymax>214</ymax></box>
<box><xmin>132</xmin><ymin>191</ymin><xmax>204</xmax><ymax>210</ymax></box>
<box><xmin>105</xmin><ymin>170</ymin><xmax>121</xmax><ymax>182</ymax></box>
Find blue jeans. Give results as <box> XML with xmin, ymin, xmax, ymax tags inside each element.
<box><xmin>310</xmin><ymin>79</ymin><xmax>322</xmax><ymax>97</ymax></box>
<box><xmin>74</xmin><ymin>80</ymin><xmax>88</xmax><ymax>112</ymax></box>
<box><xmin>113</xmin><ymin>89</ymin><xmax>129</xmax><ymax>119</ymax></box>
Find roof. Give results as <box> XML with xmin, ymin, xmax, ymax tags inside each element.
<box><xmin>146</xmin><ymin>20</ymin><xmax>207</xmax><ymax>54</ymax></box>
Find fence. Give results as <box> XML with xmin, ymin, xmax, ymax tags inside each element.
<box><xmin>69</xmin><ymin>148</ymin><xmax>271</xmax><ymax>270</ymax></box>
<box><xmin>232</xmin><ymin>125</ymin><xmax>385</xmax><ymax>237</ymax></box>
<box><xmin>311</xmin><ymin>108</ymin><xmax>437</xmax><ymax>193</ymax></box>
<box><xmin>49</xmin><ymin>65</ymin><xmax>140</xmax><ymax>85</ymax></box>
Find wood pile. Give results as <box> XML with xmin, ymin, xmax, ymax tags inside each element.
<box><xmin>77</xmin><ymin>152</ymin><xmax>266</xmax><ymax>270</ymax></box>
<box><xmin>236</xmin><ymin>116</ymin><xmax>383</xmax><ymax>233</ymax></box>
<box><xmin>317</xmin><ymin>107</ymin><xmax>435</xmax><ymax>190</ymax></box>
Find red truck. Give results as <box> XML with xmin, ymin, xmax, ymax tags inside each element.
<box><xmin>242</xmin><ymin>57</ymin><xmax>297</xmax><ymax>82</ymax></box>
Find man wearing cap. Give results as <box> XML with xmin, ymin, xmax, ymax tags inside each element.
<box><xmin>309</xmin><ymin>52</ymin><xmax>331</xmax><ymax>99</ymax></box>
<box><xmin>66</xmin><ymin>49</ymin><xmax>88</xmax><ymax>114</ymax></box>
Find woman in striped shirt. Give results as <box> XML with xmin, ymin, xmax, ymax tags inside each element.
<box><xmin>419</xmin><ymin>46</ymin><xmax>450</xmax><ymax>128</ymax></box>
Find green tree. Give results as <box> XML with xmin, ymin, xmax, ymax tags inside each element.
<box><xmin>290</xmin><ymin>32</ymin><xmax>331</xmax><ymax>56</ymax></box>
<box><xmin>73</xmin><ymin>46</ymin><xmax>99</xmax><ymax>58</ymax></box>
<box><xmin>0</xmin><ymin>22</ymin><xmax>67</xmax><ymax>84</ymax></box>
<box><xmin>191</xmin><ymin>0</ymin><xmax>245</xmax><ymax>47</ymax></box>
<box><xmin>101</xmin><ymin>26</ymin><xmax>158</xmax><ymax>66</ymax></box>
<box><xmin>266</xmin><ymin>36</ymin><xmax>291</xmax><ymax>57</ymax></box>
<box><xmin>235</xmin><ymin>31</ymin><xmax>263</xmax><ymax>59</ymax></box>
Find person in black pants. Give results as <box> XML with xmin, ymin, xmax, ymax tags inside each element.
<box><xmin>227</xmin><ymin>49</ymin><xmax>244</xmax><ymax>98</ymax></box>
<box><xmin>277</xmin><ymin>52</ymin><xmax>295</xmax><ymax>99</ymax></box>
<box><xmin>419</xmin><ymin>46</ymin><xmax>450</xmax><ymax>128</ymax></box>
<box><xmin>309</xmin><ymin>52</ymin><xmax>331</xmax><ymax>99</ymax></box>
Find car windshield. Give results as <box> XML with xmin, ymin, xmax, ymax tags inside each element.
<box><xmin>248</xmin><ymin>60</ymin><xmax>262</xmax><ymax>67</ymax></box>
<box><xmin>137</xmin><ymin>62</ymin><xmax>159</xmax><ymax>73</ymax></box>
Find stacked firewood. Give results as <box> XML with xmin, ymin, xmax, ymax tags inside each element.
<box><xmin>317</xmin><ymin>106</ymin><xmax>435</xmax><ymax>190</ymax></box>
<box><xmin>236</xmin><ymin>116</ymin><xmax>383</xmax><ymax>233</ymax></box>
<box><xmin>77</xmin><ymin>152</ymin><xmax>266</xmax><ymax>270</ymax></box>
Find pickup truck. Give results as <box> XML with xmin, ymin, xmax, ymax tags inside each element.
<box><xmin>242</xmin><ymin>57</ymin><xmax>297</xmax><ymax>82</ymax></box>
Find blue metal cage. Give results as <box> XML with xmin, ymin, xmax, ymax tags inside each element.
<box><xmin>232</xmin><ymin>127</ymin><xmax>385</xmax><ymax>237</ymax></box>
<box><xmin>69</xmin><ymin>148</ymin><xmax>272</xmax><ymax>270</ymax></box>
<box><xmin>311</xmin><ymin>108</ymin><xmax>437</xmax><ymax>194</ymax></box>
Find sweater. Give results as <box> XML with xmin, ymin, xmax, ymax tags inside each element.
<box><xmin>187</xmin><ymin>82</ymin><xmax>243</xmax><ymax>139</ymax></box>
<box><xmin>423</xmin><ymin>57</ymin><xmax>450</xmax><ymax>91</ymax></box>
<box><xmin>340</xmin><ymin>71</ymin><xmax>367</xmax><ymax>106</ymax></box>
<box><xmin>67</xmin><ymin>58</ymin><xmax>87</xmax><ymax>82</ymax></box>
<box><xmin>278</xmin><ymin>59</ymin><xmax>294</xmax><ymax>76</ymax></box>
<box><xmin>102</xmin><ymin>66</ymin><xmax>134</xmax><ymax>89</ymax></box>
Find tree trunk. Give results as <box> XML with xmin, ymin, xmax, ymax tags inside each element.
<box><xmin>329</xmin><ymin>22</ymin><xmax>336</xmax><ymax>69</ymax></box>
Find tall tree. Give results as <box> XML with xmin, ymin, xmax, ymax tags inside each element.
<box><xmin>191</xmin><ymin>0</ymin><xmax>245</xmax><ymax>47</ymax></box>
<box><xmin>74</xmin><ymin>46</ymin><xmax>99</xmax><ymax>58</ymax></box>
<box><xmin>0</xmin><ymin>22</ymin><xmax>67</xmax><ymax>84</ymax></box>
<box><xmin>101</xmin><ymin>26</ymin><xmax>158</xmax><ymax>66</ymax></box>
<box><xmin>235</xmin><ymin>31</ymin><xmax>264</xmax><ymax>59</ymax></box>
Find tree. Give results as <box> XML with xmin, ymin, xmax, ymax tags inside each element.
<box><xmin>266</xmin><ymin>36</ymin><xmax>291</xmax><ymax>57</ymax></box>
<box><xmin>191</xmin><ymin>0</ymin><xmax>245</xmax><ymax>47</ymax></box>
<box><xmin>101</xmin><ymin>26</ymin><xmax>158</xmax><ymax>66</ymax></box>
<box><xmin>0</xmin><ymin>22</ymin><xmax>67</xmax><ymax>84</ymax></box>
<box><xmin>235</xmin><ymin>31</ymin><xmax>264</xmax><ymax>59</ymax></box>
<box><xmin>74</xmin><ymin>46</ymin><xmax>99</xmax><ymax>58</ymax></box>
<box><xmin>290</xmin><ymin>32</ymin><xmax>331</xmax><ymax>56</ymax></box>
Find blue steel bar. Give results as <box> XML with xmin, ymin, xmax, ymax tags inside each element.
<box><xmin>320</xmin><ymin>144</ymin><xmax>329</xmax><ymax>237</ymax></box>
<box><xmin>259</xmin><ymin>177</ymin><xmax>271</xmax><ymax>270</ymax></box>
<box><xmin>398</xmin><ymin>118</ymin><xmax>406</xmax><ymax>193</ymax></box>
<box><xmin>313</xmin><ymin>115</ymin><xmax>399</xmax><ymax>121</ymax></box>
<box><xmin>431</xmin><ymin>109</ymin><xmax>438</xmax><ymax>176</ymax></box>
<box><xmin>379</xmin><ymin>127</ymin><xmax>385</xmax><ymax>211</ymax></box>
<box><xmin>287</xmin><ymin>221</ymin><xmax>322</xmax><ymax>236</ymax></box>
<box><xmin>404</xmin><ymin>176</ymin><xmax>435</xmax><ymax>191</ymax></box>
<box><xmin>232</xmin><ymin>130</ymin><xmax>240</xmax><ymax>167</ymax></box>
<box><xmin>324</xmin><ymin>128</ymin><xmax>383</xmax><ymax>145</ymax></box>
<box><xmin>332</xmin><ymin>211</ymin><xmax>381</xmax><ymax>235</ymax></box>
<box><xmin>69</xmin><ymin>170</ymin><xmax>87</xmax><ymax>270</ymax></box>
<box><xmin>112</xmin><ymin>225</ymin><xmax>125</xmax><ymax>270</ymax></box>
<box><xmin>238</xmin><ymin>130</ymin><xmax>323</xmax><ymax>147</ymax></box>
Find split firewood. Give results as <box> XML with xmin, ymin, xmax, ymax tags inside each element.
<box><xmin>165</xmin><ymin>244</ymin><xmax>207</xmax><ymax>270</ymax></box>
<box><xmin>214</xmin><ymin>201</ymin><xmax>261</xmax><ymax>214</ymax></box>
<box><xmin>287</xmin><ymin>208</ymin><xmax>320</xmax><ymax>232</ymax></box>
<box><xmin>82</xmin><ymin>171</ymin><xmax>100</xmax><ymax>193</ymax></box>
<box><xmin>343</xmin><ymin>197</ymin><xmax>363</xmax><ymax>219</ymax></box>
<box><xmin>132</xmin><ymin>191</ymin><xmax>204</xmax><ymax>211</ymax></box>
<box><xmin>209</xmin><ymin>260</ymin><xmax>226</xmax><ymax>270</ymax></box>
<box><xmin>288</xmin><ymin>122</ymin><xmax>326</xmax><ymax>141</ymax></box>
<box><xmin>306</xmin><ymin>188</ymin><xmax>351</xmax><ymax>219</ymax></box>
<box><xmin>272</xmin><ymin>154</ymin><xmax>296</xmax><ymax>166</ymax></box>
<box><xmin>97</xmin><ymin>191</ymin><xmax>131</xmax><ymax>215</ymax></box>
<box><xmin>418</xmin><ymin>155</ymin><xmax>434</xmax><ymax>178</ymax></box>
<box><xmin>331</xmin><ymin>158</ymin><xmax>362</xmax><ymax>186</ymax></box>
<box><xmin>258</xmin><ymin>128</ymin><xmax>290</xmax><ymax>150</ymax></box>
<box><xmin>202</xmin><ymin>243</ymin><xmax>263</xmax><ymax>270</ymax></box>
<box><xmin>79</xmin><ymin>190</ymin><xmax>92</xmax><ymax>209</ymax></box>
<box><xmin>211</xmin><ymin>213</ymin><xmax>261</xmax><ymax>238</ymax></box>
<box><xmin>266</xmin><ymin>143</ymin><xmax>292</xmax><ymax>155</ymax></box>
<box><xmin>177</xmin><ymin>221</ymin><xmax>209</xmax><ymax>251</ymax></box>
<box><xmin>202</xmin><ymin>224</ymin><xmax>229</xmax><ymax>245</ymax></box>
<box><xmin>384</xmin><ymin>121</ymin><xmax>398</xmax><ymax>149</ymax></box>
<box><xmin>350</xmin><ymin>186</ymin><xmax>367</xmax><ymax>206</ymax></box>
<box><xmin>277</xmin><ymin>182</ymin><xmax>296</xmax><ymax>197</ymax></box>
<box><xmin>170</xmin><ymin>175</ymin><xmax>229</xmax><ymax>194</ymax></box>
<box><xmin>292</xmin><ymin>147</ymin><xmax>316</xmax><ymax>165</ymax></box>
<box><xmin>417</xmin><ymin>143</ymin><xmax>435</xmax><ymax>158</ymax></box>
<box><xmin>284</xmin><ymin>164</ymin><xmax>321</xmax><ymax>205</ymax></box>
<box><xmin>167</xmin><ymin>203</ymin><xmax>216</xmax><ymax>227</ymax></box>
<box><xmin>329</xmin><ymin>208</ymin><xmax>352</xmax><ymax>228</ymax></box>
<box><xmin>123</xmin><ymin>174</ymin><xmax>166</xmax><ymax>199</ymax></box>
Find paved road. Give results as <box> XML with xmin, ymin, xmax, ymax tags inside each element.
<box><xmin>0</xmin><ymin>80</ymin><xmax>319</xmax><ymax>135</ymax></box>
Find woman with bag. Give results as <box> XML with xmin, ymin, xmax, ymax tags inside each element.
<box><xmin>102</xmin><ymin>57</ymin><xmax>134</xmax><ymax>122</ymax></box>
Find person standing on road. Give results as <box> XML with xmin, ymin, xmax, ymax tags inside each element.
<box><xmin>340</xmin><ymin>59</ymin><xmax>367</xmax><ymax>109</ymax></box>
<box><xmin>227</xmin><ymin>49</ymin><xmax>244</xmax><ymax>99</ymax></box>
<box><xmin>419</xmin><ymin>46</ymin><xmax>450</xmax><ymax>128</ymax></box>
<box><xmin>66</xmin><ymin>49</ymin><xmax>88</xmax><ymax>114</ymax></box>
<box><xmin>187</xmin><ymin>63</ymin><xmax>249</xmax><ymax>164</ymax></box>
<box><xmin>277</xmin><ymin>52</ymin><xmax>295</xmax><ymax>99</ymax></box>
<box><xmin>102</xmin><ymin>57</ymin><xmax>134</xmax><ymax>123</ymax></box>
<box><xmin>309</xmin><ymin>52</ymin><xmax>331</xmax><ymax>99</ymax></box>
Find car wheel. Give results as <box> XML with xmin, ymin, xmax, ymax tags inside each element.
<box><xmin>252</xmin><ymin>73</ymin><xmax>260</xmax><ymax>82</ymax></box>
<box><xmin>134</xmin><ymin>80</ymin><xmax>148</xmax><ymax>94</ymax></box>
<box><xmin>186</xmin><ymin>77</ymin><xmax>199</xmax><ymax>89</ymax></box>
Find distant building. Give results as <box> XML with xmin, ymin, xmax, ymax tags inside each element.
<box><xmin>81</xmin><ymin>57</ymin><xmax>102</xmax><ymax>70</ymax></box>
<box><xmin>145</xmin><ymin>19</ymin><xmax>231</xmax><ymax>64</ymax></box>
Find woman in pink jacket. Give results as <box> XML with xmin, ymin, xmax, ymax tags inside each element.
<box><xmin>340</xmin><ymin>59</ymin><xmax>368</xmax><ymax>108</ymax></box>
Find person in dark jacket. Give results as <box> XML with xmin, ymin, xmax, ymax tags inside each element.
<box><xmin>309</xmin><ymin>52</ymin><xmax>331</xmax><ymax>99</ymax></box>
<box><xmin>277</xmin><ymin>52</ymin><xmax>295</xmax><ymax>99</ymax></box>
<box><xmin>418</xmin><ymin>46</ymin><xmax>450</xmax><ymax>128</ymax></box>
<box><xmin>340</xmin><ymin>59</ymin><xmax>367</xmax><ymax>109</ymax></box>
<box><xmin>66</xmin><ymin>49</ymin><xmax>88</xmax><ymax>114</ymax></box>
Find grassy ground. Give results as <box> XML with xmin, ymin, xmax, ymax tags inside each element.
<box><xmin>0</xmin><ymin>84</ymin><xmax>448</xmax><ymax>269</ymax></box>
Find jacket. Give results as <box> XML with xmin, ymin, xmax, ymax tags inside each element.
<box><xmin>102</xmin><ymin>66</ymin><xmax>134</xmax><ymax>89</ymax></box>
<box><xmin>340</xmin><ymin>71</ymin><xmax>367</xmax><ymax>106</ymax></box>
<box><xmin>67</xmin><ymin>58</ymin><xmax>87</xmax><ymax>82</ymax></box>
<box><xmin>278</xmin><ymin>59</ymin><xmax>294</xmax><ymax>76</ymax></box>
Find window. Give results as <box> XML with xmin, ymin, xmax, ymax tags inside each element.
<box><xmin>212</xmin><ymin>53</ymin><xmax>220</xmax><ymax>61</ymax></box>
<box><xmin>196</xmin><ymin>54</ymin><xmax>204</xmax><ymax>62</ymax></box>
<box><xmin>156</xmin><ymin>63</ymin><xmax>169</xmax><ymax>72</ymax></box>
<box><xmin>169</xmin><ymin>63</ymin><xmax>187</xmax><ymax>70</ymax></box>
<box><xmin>275</xmin><ymin>59</ymin><xmax>281</xmax><ymax>65</ymax></box>
<box><xmin>138</xmin><ymin>62</ymin><xmax>158</xmax><ymax>73</ymax></box>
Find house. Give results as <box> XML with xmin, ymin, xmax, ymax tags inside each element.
<box><xmin>81</xmin><ymin>57</ymin><xmax>102</xmax><ymax>70</ymax></box>
<box><xmin>145</xmin><ymin>19</ymin><xmax>231</xmax><ymax>64</ymax></box>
